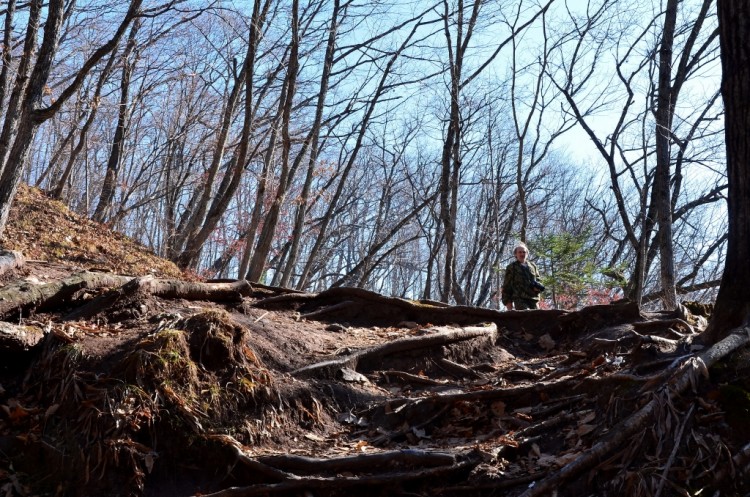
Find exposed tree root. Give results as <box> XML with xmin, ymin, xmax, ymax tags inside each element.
<box><xmin>201</xmin><ymin>435</ymin><xmax>480</xmax><ymax>497</ymax></box>
<box><xmin>380</xmin><ymin>370</ymin><xmax>449</xmax><ymax>386</ymax></box>
<box><xmin>64</xmin><ymin>275</ymin><xmax>254</xmax><ymax>320</ymax></box>
<box><xmin>518</xmin><ymin>326</ymin><xmax>750</xmax><ymax>497</ymax></box>
<box><xmin>0</xmin><ymin>271</ymin><xmax>132</xmax><ymax>319</ymax></box>
<box><xmin>138</xmin><ymin>276</ymin><xmax>253</xmax><ymax>301</ymax></box>
<box><xmin>256</xmin><ymin>286</ymin><xmax>570</xmax><ymax>334</ymax></box>
<box><xmin>433</xmin><ymin>357</ymin><xmax>483</xmax><ymax>379</ymax></box>
<box><xmin>1</xmin><ymin>268</ymin><xmax>748</xmax><ymax>497</ymax></box>
<box><xmin>292</xmin><ymin>323</ymin><xmax>497</xmax><ymax>378</ymax></box>
<box><xmin>0</xmin><ymin>322</ymin><xmax>44</xmax><ymax>353</ymax></box>
<box><xmin>256</xmin><ymin>446</ymin><xmax>460</xmax><ymax>472</ymax></box>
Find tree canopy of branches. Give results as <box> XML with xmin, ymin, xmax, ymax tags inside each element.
<box><xmin>0</xmin><ymin>0</ymin><xmax>729</xmax><ymax>311</ymax></box>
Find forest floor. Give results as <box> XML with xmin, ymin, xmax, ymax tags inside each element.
<box><xmin>0</xmin><ymin>185</ymin><xmax>749</xmax><ymax>497</ymax></box>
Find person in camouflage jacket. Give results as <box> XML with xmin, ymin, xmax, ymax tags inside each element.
<box><xmin>501</xmin><ymin>242</ymin><xmax>544</xmax><ymax>310</ymax></box>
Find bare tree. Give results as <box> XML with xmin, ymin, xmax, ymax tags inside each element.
<box><xmin>704</xmin><ymin>0</ymin><xmax>750</xmax><ymax>342</ymax></box>
<box><xmin>0</xmin><ymin>0</ymin><xmax>143</xmax><ymax>237</ymax></box>
<box><xmin>296</xmin><ymin>15</ymin><xmax>427</xmax><ymax>289</ymax></box>
<box><xmin>170</xmin><ymin>0</ymin><xmax>271</xmax><ymax>269</ymax></box>
<box><xmin>548</xmin><ymin>0</ymin><xmax>722</xmax><ymax>308</ymax></box>
<box><xmin>0</xmin><ymin>0</ymin><xmax>730</xmax><ymax>313</ymax></box>
<box><xmin>651</xmin><ymin>0</ymin><xmax>718</xmax><ymax>310</ymax></box>
<box><xmin>92</xmin><ymin>17</ymin><xmax>142</xmax><ymax>223</ymax></box>
<box><xmin>438</xmin><ymin>0</ymin><xmax>553</xmax><ymax>303</ymax></box>
<box><xmin>245</xmin><ymin>0</ymin><xmax>300</xmax><ymax>282</ymax></box>
<box><xmin>278</xmin><ymin>0</ymin><xmax>340</xmax><ymax>288</ymax></box>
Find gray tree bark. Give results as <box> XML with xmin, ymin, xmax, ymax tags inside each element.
<box><xmin>279</xmin><ymin>0</ymin><xmax>340</xmax><ymax>289</ymax></box>
<box><xmin>704</xmin><ymin>0</ymin><xmax>750</xmax><ymax>343</ymax></box>
<box><xmin>246</xmin><ymin>0</ymin><xmax>300</xmax><ymax>282</ymax></box>
<box><xmin>93</xmin><ymin>17</ymin><xmax>142</xmax><ymax>223</ymax></box>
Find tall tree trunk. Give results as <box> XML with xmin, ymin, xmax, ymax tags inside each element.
<box><xmin>703</xmin><ymin>0</ymin><xmax>750</xmax><ymax>342</ymax></box>
<box><xmin>439</xmin><ymin>0</ymin><xmax>470</xmax><ymax>304</ymax></box>
<box><xmin>0</xmin><ymin>0</ymin><xmax>17</xmax><ymax>115</ymax></box>
<box><xmin>235</xmin><ymin>58</ymin><xmax>291</xmax><ymax>277</ymax></box>
<box><xmin>0</xmin><ymin>0</ymin><xmax>43</xmax><ymax>182</ymax></box>
<box><xmin>236</xmin><ymin>127</ymin><xmax>276</xmax><ymax>278</ymax></box>
<box><xmin>174</xmin><ymin>0</ymin><xmax>268</xmax><ymax>270</ymax></box>
<box><xmin>93</xmin><ymin>18</ymin><xmax>141</xmax><ymax>223</ymax></box>
<box><xmin>439</xmin><ymin>0</ymin><xmax>484</xmax><ymax>304</ymax></box>
<box><xmin>297</xmin><ymin>23</ymin><xmax>419</xmax><ymax>289</ymax></box>
<box><xmin>168</xmin><ymin>60</ymin><xmax>249</xmax><ymax>262</ymax></box>
<box><xmin>652</xmin><ymin>0</ymin><xmax>678</xmax><ymax>310</ymax></box>
<box><xmin>279</xmin><ymin>0</ymin><xmax>339</xmax><ymax>289</ymax></box>
<box><xmin>0</xmin><ymin>0</ymin><xmax>63</xmax><ymax>233</ymax></box>
<box><xmin>246</xmin><ymin>0</ymin><xmax>299</xmax><ymax>282</ymax></box>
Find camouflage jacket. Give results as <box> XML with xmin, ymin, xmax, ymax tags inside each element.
<box><xmin>501</xmin><ymin>260</ymin><xmax>541</xmax><ymax>305</ymax></box>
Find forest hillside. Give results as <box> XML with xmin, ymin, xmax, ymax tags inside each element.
<box><xmin>0</xmin><ymin>1</ymin><xmax>728</xmax><ymax>310</ymax></box>
<box><xmin>0</xmin><ymin>186</ymin><xmax>748</xmax><ymax>497</ymax></box>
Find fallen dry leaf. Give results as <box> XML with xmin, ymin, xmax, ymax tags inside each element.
<box><xmin>576</xmin><ymin>424</ymin><xmax>596</xmax><ymax>436</ymax></box>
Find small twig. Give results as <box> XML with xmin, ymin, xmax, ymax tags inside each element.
<box><xmin>629</xmin><ymin>330</ymin><xmax>680</xmax><ymax>349</ymax></box>
<box><xmin>664</xmin><ymin>328</ymin><xmax>686</xmax><ymax>339</ymax></box>
<box><xmin>253</xmin><ymin>312</ymin><xmax>269</xmax><ymax>323</ymax></box>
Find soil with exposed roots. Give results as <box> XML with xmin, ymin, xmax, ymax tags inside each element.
<box><xmin>1</xmin><ymin>187</ymin><xmax>749</xmax><ymax>497</ymax></box>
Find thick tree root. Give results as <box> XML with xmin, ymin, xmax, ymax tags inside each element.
<box><xmin>292</xmin><ymin>323</ymin><xmax>496</xmax><ymax>378</ymax></box>
<box><xmin>0</xmin><ymin>271</ymin><xmax>132</xmax><ymax>319</ymax></box>
<box><xmin>2</xmin><ymin>267</ymin><xmax>745</xmax><ymax>497</ymax></box>
<box><xmin>199</xmin><ymin>435</ymin><xmax>480</xmax><ymax>497</ymax></box>
<box><xmin>64</xmin><ymin>275</ymin><xmax>253</xmax><ymax>320</ymax></box>
<box><xmin>518</xmin><ymin>326</ymin><xmax>750</xmax><ymax>497</ymax></box>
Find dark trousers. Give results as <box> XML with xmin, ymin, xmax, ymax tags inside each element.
<box><xmin>513</xmin><ymin>298</ymin><xmax>538</xmax><ymax>310</ymax></box>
